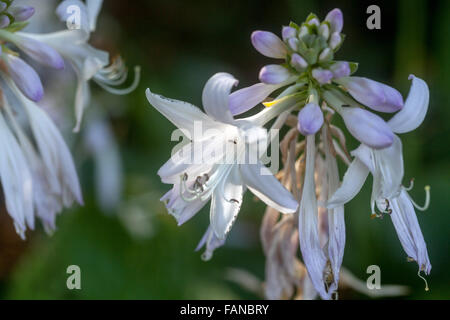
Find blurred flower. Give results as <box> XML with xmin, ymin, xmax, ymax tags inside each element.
<box><xmin>147</xmin><ymin>72</ymin><xmax>298</xmax><ymax>257</ymax></box>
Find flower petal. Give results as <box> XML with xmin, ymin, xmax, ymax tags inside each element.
<box><xmin>327</xmin><ymin>159</ymin><xmax>369</xmax><ymax>208</ymax></box>
<box><xmin>229</xmin><ymin>82</ymin><xmax>283</xmax><ymax>116</ymax></box>
<box><xmin>86</xmin><ymin>0</ymin><xmax>104</xmax><ymax>31</ymax></box>
<box><xmin>251</xmin><ymin>31</ymin><xmax>287</xmax><ymax>59</ymax></box>
<box><xmin>240</xmin><ymin>162</ymin><xmax>298</xmax><ymax>214</ymax></box>
<box><xmin>146</xmin><ymin>88</ymin><xmax>215</xmax><ymax>133</ymax></box>
<box><xmin>298</xmin><ymin>135</ymin><xmax>329</xmax><ymax>299</ymax></box>
<box><xmin>297</xmin><ymin>102</ymin><xmax>324</xmax><ymax>136</ymax></box>
<box><xmin>202</xmin><ymin>72</ymin><xmax>237</xmax><ymax>124</ymax></box>
<box><xmin>372</xmin><ymin>135</ymin><xmax>404</xmax><ymax>199</ymax></box>
<box><xmin>259</xmin><ymin>65</ymin><xmax>293</xmax><ymax>84</ymax></box>
<box><xmin>210</xmin><ymin>167</ymin><xmax>244</xmax><ymax>239</ymax></box>
<box><xmin>389</xmin><ymin>190</ymin><xmax>431</xmax><ymax>274</ymax></box>
<box><xmin>388</xmin><ymin>75</ymin><xmax>429</xmax><ymax>134</ymax></box>
<box><xmin>340</xmin><ymin>106</ymin><xmax>394</xmax><ymax>149</ymax></box>
<box><xmin>195</xmin><ymin>225</ymin><xmax>226</xmax><ymax>261</ymax></box>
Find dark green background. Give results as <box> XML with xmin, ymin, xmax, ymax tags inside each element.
<box><xmin>0</xmin><ymin>0</ymin><xmax>448</xmax><ymax>299</ymax></box>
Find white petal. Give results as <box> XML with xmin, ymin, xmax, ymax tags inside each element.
<box><xmin>388</xmin><ymin>75</ymin><xmax>429</xmax><ymax>134</ymax></box>
<box><xmin>73</xmin><ymin>76</ymin><xmax>90</xmax><ymax>132</ymax></box>
<box><xmin>146</xmin><ymin>88</ymin><xmax>216</xmax><ymax>133</ymax></box>
<box><xmin>240</xmin><ymin>162</ymin><xmax>298</xmax><ymax>214</ymax></box>
<box><xmin>0</xmin><ymin>113</ymin><xmax>34</xmax><ymax>235</ymax></box>
<box><xmin>351</xmin><ymin>144</ymin><xmax>375</xmax><ymax>172</ymax></box>
<box><xmin>298</xmin><ymin>135</ymin><xmax>329</xmax><ymax>299</ymax></box>
<box><xmin>373</xmin><ymin>135</ymin><xmax>404</xmax><ymax>199</ymax></box>
<box><xmin>210</xmin><ymin>167</ymin><xmax>244</xmax><ymax>239</ymax></box>
<box><xmin>389</xmin><ymin>190</ymin><xmax>431</xmax><ymax>274</ymax></box>
<box><xmin>195</xmin><ymin>225</ymin><xmax>226</xmax><ymax>261</ymax></box>
<box><xmin>327</xmin><ymin>159</ymin><xmax>369</xmax><ymax>208</ymax></box>
<box><xmin>202</xmin><ymin>72</ymin><xmax>238</xmax><ymax>124</ymax></box>
<box><xmin>322</xmin><ymin>126</ymin><xmax>346</xmax><ymax>294</ymax></box>
<box><xmin>86</xmin><ymin>0</ymin><xmax>103</xmax><ymax>31</ymax></box>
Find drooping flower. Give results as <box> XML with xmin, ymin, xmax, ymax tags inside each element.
<box><xmin>328</xmin><ymin>75</ymin><xmax>431</xmax><ymax>277</ymax></box>
<box><xmin>147</xmin><ymin>72</ymin><xmax>298</xmax><ymax>255</ymax></box>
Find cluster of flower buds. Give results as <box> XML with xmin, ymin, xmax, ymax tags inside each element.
<box><xmin>0</xmin><ymin>1</ymin><xmax>35</xmax><ymax>29</ymax></box>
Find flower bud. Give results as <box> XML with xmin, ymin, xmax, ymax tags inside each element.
<box><xmin>329</xmin><ymin>32</ymin><xmax>342</xmax><ymax>50</ymax></box>
<box><xmin>318</xmin><ymin>23</ymin><xmax>330</xmax><ymax>40</ymax></box>
<box><xmin>298</xmin><ymin>103</ymin><xmax>324</xmax><ymax>135</ymax></box>
<box><xmin>259</xmin><ymin>65</ymin><xmax>292</xmax><ymax>84</ymax></box>
<box><xmin>251</xmin><ymin>31</ymin><xmax>287</xmax><ymax>59</ymax></box>
<box><xmin>330</xmin><ymin>61</ymin><xmax>350</xmax><ymax>79</ymax></box>
<box><xmin>318</xmin><ymin>48</ymin><xmax>333</xmax><ymax>62</ymax></box>
<box><xmin>312</xmin><ymin>68</ymin><xmax>333</xmax><ymax>84</ymax></box>
<box><xmin>325</xmin><ymin>8</ymin><xmax>343</xmax><ymax>33</ymax></box>
<box><xmin>307</xmin><ymin>18</ymin><xmax>320</xmax><ymax>27</ymax></box>
<box><xmin>6</xmin><ymin>54</ymin><xmax>44</xmax><ymax>102</ymax></box>
<box><xmin>282</xmin><ymin>26</ymin><xmax>296</xmax><ymax>41</ymax></box>
<box><xmin>15</xmin><ymin>36</ymin><xmax>65</xmax><ymax>70</ymax></box>
<box><xmin>0</xmin><ymin>2</ymin><xmax>7</xmax><ymax>13</ymax></box>
<box><xmin>9</xmin><ymin>6</ymin><xmax>35</xmax><ymax>22</ymax></box>
<box><xmin>0</xmin><ymin>14</ymin><xmax>9</xmax><ymax>28</ymax></box>
<box><xmin>340</xmin><ymin>107</ymin><xmax>394</xmax><ymax>149</ymax></box>
<box><xmin>336</xmin><ymin>77</ymin><xmax>404</xmax><ymax>113</ymax></box>
<box><xmin>298</xmin><ymin>26</ymin><xmax>309</xmax><ymax>40</ymax></box>
<box><xmin>287</xmin><ymin>37</ymin><xmax>299</xmax><ymax>51</ymax></box>
<box><xmin>290</xmin><ymin>53</ymin><xmax>308</xmax><ymax>71</ymax></box>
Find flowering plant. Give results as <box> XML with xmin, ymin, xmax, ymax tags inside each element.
<box><xmin>148</xmin><ymin>8</ymin><xmax>431</xmax><ymax>299</ymax></box>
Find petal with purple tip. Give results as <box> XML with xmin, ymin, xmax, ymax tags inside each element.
<box><xmin>297</xmin><ymin>103</ymin><xmax>324</xmax><ymax>135</ymax></box>
<box><xmin>336</xmin><ymin>77</ymin><xmax>404</xmax><ymax>113</ymax></box>
<box><xmin>325</xmin><ymin>8</ymin><xmax>344</xmax><ymax>33</ymax></box>
<box><xmin>6</xmin><ymin>55</ymin><xmax>44</xmax><ymax>102</ymax></box>
<box><xmin>259</xmin><ymin>65</ymin><xmax>292</xmax><ymax>84</ymax></box>
<box><xmin>340</xmin><ymin>107</ymin><xmax>394</xmax><ymax>149</ymax></box>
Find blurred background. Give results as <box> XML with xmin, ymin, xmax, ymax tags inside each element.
<box><xmin>0</xmin><ymin>0</ymin><xmax>448</xmax><ymax>299</ymax></box>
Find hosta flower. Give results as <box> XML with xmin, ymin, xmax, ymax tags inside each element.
<box><xmin>212</xmin><ymin>8</ymin><xmax>431</xmax><ymax>299</ymax></box>
<box><xmin>328</xmin><ymin>75</ymin><xmax>431</xmax><ymax>278</ymax></box>
<box><xmin>147</xmin><ymin>72</ymin><xmax>298</xmax><ymax>257</ymax></box>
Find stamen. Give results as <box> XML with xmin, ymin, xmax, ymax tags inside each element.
<box><xmin>417</xmin><ymin>270</ymin><xmax>429</xmax><ymax>292</ymax></box>
<box><xmin>404</xmin><ymin>178</ymin><xmax>415</xmax><ymax>191</ymax></box>
<box><xmin>407</xmin><ymin>185</ymin><xmax>431</xmax><ymax>211</ymax></box>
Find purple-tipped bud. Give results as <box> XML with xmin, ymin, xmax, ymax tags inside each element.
<box><xmin>298</xmin><ymin>26</ymin><xmax>309</xmax><ymax>40</ymax></box>
<box><xmin>307</xmin><ymin>18</ymin><xmax>320</xmax><ymax>27</ymax></box>
<box><xmin>282</xmin><ymin>26</ymin><xmax>296</xmax><ymax>41</ymax></box>
<box><xmin>6</xmin><ymin>55</ymin><xmax>44</xmax><ymax>102</ymax></box>
<box><xmin>16</xmin><ymin>37</ymin><xmax>65</xmax><ymax>70</ymax></box>
<box><xmin>312</xmin><ymin>68</ymin><xmax>333</xmax><ymax>84</ymax></box>
<box><xmin>290</xmin><ymin>53</ymin><xmax>308</xmax><ymax>71</ymax></box>
<box><xmin>259</xmin><ymin>65</ymin><xmax>292</xmax><ymax>84</ymax></box>
<box><xmin>287</xmin><ymin>37</ymin><xmax>299</xmax><ymax>51</ymax></box>
<box><xmin>329</xmin><ymin>32</ymin><xmax>341</xmax><ymax>50</ymax></box>
<box><xmin>325</xmin><ymin>8</ymin><xmax>343</xmax><ymax>33</ymax></box>
<box><xmin>0</xmin><ymin>14</ymin><xmax>10</xmax><ymax>28</ymax></box>
<box><xmin>330</xmin><ymin>61</ymin><xmax>350</xmax><ymax>79</ymax></box>
<box><xmin>251</xmin><ymin>31</ymin><xmax>287</xmax><ymax>59</ymax></box>
<box><xmin>10</xmin><ymin>6</ymin><xmax>35</xmax><ymax>22</ymax></box>
<box><xmin>340</xmin><ymin>107</ymin><xmax>394</xmax><ymax>149</ymax></box>
<box><xmin>336</xmin><ymin>77</ymin><xmax>404</xmax><ymax>113</ymax></box>
<box><xmin>298</xmin><ymin>103</ymin><xmax>324</xmax><ymax>135</ymax></box>
<box><xmin>0</xmin><ymin>3</ymin><xmax>7</xmax><ymax>13</ymax></box>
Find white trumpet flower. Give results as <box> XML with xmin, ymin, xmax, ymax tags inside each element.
<box><xmin>147</xmin><ymin>73</ymin><xmax>298</xmax><ymax>247</ymax></box>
